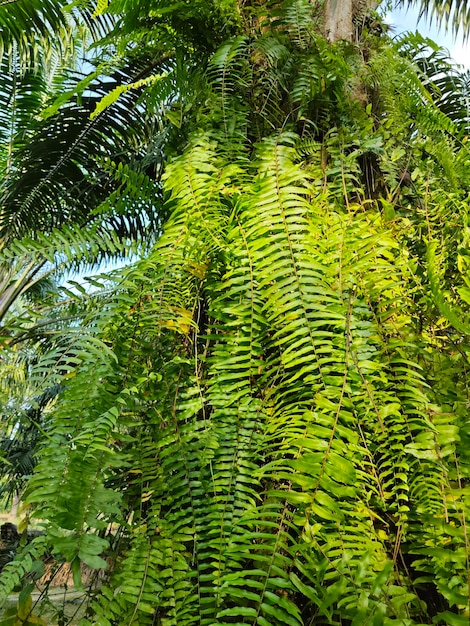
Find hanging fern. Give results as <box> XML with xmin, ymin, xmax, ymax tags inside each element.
<box><xmin>2</xmin><ymin>1</ymin><xmax>470</xmax><ymax>625</ymax></box>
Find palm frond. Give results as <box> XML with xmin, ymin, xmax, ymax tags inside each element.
<box><xmin>397</xmin><ymin>31</ymin><xmax>470</xmax><ymax>134</ymax></box>
<box><xmin>0</xmin><ymin>0</ymin><xmax>111</xmax><ymax>70</ymax></box>
<box><xmin>0</xmin><ymin>57</ymin><xmax>166</xmax><ymax>241</ymax></box>
<box><xmin>398</xmin><ymin>0</ymin><xmax>470</xmax><ymax>38</ymax></box>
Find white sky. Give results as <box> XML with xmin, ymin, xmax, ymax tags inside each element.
<box><xmin>387</xmin><ymin>5</ymin><xmax>470</xmax><ymax>69</ymax></box>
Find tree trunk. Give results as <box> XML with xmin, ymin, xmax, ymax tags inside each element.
<box><xmin>324</xmin><ymin>0</ymin><xmax>353</xmax><ymax>42</ymax></box>
<box><xmin>324</xmin><ymin>0</ymin><xmax>380</xmax><ymax>42</ymax></box>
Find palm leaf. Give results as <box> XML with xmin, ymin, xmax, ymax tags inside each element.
<box><xmin>398</xmin><ymin>0</ymin><xmax>470</xmax><ymax>38</ymax></box>
<box><xmin>0</xmin><ymin>57</ymin><xmax>166</xmax><ymax>241</ymax></box>
<box><xmin>0</xmin><ymin>0</ymin><xmax>112</xmax><ymax>69</ymax></box>
<box><xmin>397</xmin><ymin>32</ymin><xmax>470</xmax><ymax>134</ymax></box>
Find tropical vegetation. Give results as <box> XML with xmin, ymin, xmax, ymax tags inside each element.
<box><xmin>1</xmin><ymin>0</ymin><xmax>470</xmax><ymax>624</ymax></box>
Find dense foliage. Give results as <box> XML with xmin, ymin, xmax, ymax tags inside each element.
<box><xmin>2</xmin><ymin>0</ymin><xmax>470</xmax><ymax>625</ymax></box>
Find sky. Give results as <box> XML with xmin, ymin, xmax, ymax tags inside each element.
<box><xmin>387</xmin><ymin>5</ymin><xmax>470</xmax><ymax>69</ymax></box>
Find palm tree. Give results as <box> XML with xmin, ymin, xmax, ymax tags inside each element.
<box><xmin>2</xmin><ymin>1</ymin><xmax>470</xmax><ymax>625</ymax></box>
<box><xmin>0</xmin><ymin>0</ymin><xmax>168</xmax><ymax>333</ymax></box>
<box><xmin>0</xmin><ymin>0</ymin><xmax>168</xmax><ymax>529</ymax></box>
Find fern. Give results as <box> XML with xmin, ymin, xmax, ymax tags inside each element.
<box><xmin>3</xmin><ymin>2</ymin><xmax>470</xmax><ymax>625</ymax></box>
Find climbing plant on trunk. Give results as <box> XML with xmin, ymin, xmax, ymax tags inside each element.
<box><xmin>2</xmin><ymin>1</ymin><xmax>470</xmax><ymax>625</ymax></box>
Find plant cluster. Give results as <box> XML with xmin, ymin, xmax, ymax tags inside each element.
<box><xmin>1</xmin><ymin>1</ymin><xmax>470</xmax><ymax>625</ymax></box>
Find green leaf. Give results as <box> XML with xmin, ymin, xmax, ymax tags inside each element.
<box><xmin>433</xmin><ymin>612</ymin><xmax>470</xmax><ymax>626</ymax></box>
